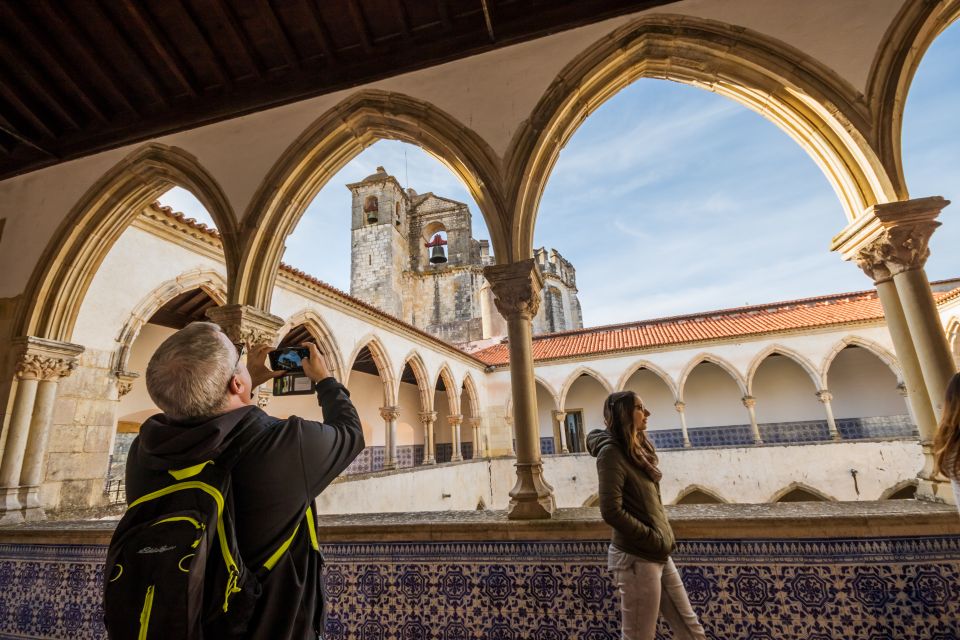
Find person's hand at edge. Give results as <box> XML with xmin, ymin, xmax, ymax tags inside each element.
<box><xmin>301</xmin><ymin>342</ymin><xmax>332</xmax><ymax>383</ymax></box>
<box><xmin>248</xmin><ymin>343</ymin><xmax>284</xmax><ymax>388</ymax></box>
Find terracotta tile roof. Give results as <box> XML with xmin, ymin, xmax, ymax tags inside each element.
<box><xmin>473</xmin><ymin>287</ymin><xmax>959</xmax><ymax>367</ymax></box>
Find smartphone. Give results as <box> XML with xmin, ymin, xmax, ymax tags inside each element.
<box><xmin>268</xmin><ymin>347</ymin><xmax>310</xmax><ymax>372</ymax></box>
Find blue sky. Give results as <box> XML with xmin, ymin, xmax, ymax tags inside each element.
<box><xmin>161</xmin><ymin>24</ymin><xmax>959</xmax><ymax>328</ymax></box>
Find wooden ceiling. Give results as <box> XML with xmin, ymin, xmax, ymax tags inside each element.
<box><xmin>148</xmin><ymin>287</ymin><xmax>218</xmax><ymax>329</ymax></box>
<box><xmin>0</xmin><ymin>0</ymin><xmax>677</xmax><ymax>181</ymax></box>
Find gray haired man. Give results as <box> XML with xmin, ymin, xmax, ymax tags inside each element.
<box><xmin>125</xmin><ymin>321</ymin><xmax>364</xmax><ymax>639</ymax></box>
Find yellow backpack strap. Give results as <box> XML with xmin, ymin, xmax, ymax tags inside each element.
<box><xmin>261</xmin><ymin>504</ymin><xmax>320</xmax><ymax>571</ymax></box>
<box><xmin>168</xmin><ymin>460</ymin><xmax>213</xmax><ymax>481</ymax></box>
<box><xmin>305</xmin><ymin>505</ymin><xmax>320</xmax><ymax>551</ymax></box>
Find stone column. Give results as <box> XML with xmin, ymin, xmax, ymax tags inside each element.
<box><xmin>448</xmin><ymin>414</ymin><xmax>464</xmax><ymax>462</ymax></box>
<box><xmin>484</xmin><ymin>259</ymin><xmax>555</xmax><ymax>519</ymax></box>
<box><xmin>206</xmin><ymin>304</ymin><xmax>284</xmax><ymax>346</ymax></box>
<box><xmin>816</xmin><ymin>390</ymin><xmax>841</xmax><ymax>440</ymax></box>
<box><xmin>674</xmin><ymin>401</ymin><xmax>691</xmax><ymax>447</ymax></box>
<box><xmin>380</xmin><ymin>406</ymin><xmax>400</xmax><ymax>470</ymax></box>
<box><xmin>0</xmin><ymin>338</ymin><xmax>82</xmax><ymax>524</ymax></box>
<box><xmin>419</xmin><ymin>411</ymin><xmax>437</xmax><ymax>465</ymax></box>
<box><xmin>467</xmin><ymin>417</ymin><xmax>481</xmax><ymax>459</ymax></box>
<box><xmin>832</xmin><ymin>197</ymin><xmax>952</xmax><ymax>502</ymax></box>
<box><xmin>552</xmin><ymin>411</ymin><xmax>568</xmax><ymax>453</ymax></box>
<box><xmin>742</xmin><ymin>396</ymin><xmax>762</xmax><ymax>445</ymax></box>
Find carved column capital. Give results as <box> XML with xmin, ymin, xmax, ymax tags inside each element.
<box><xmin>552</xmin><ymin>410</ymin><xmax>567</xmax><ymax>423</ymax></box>
<box><xmin>206</xmin><ymin>304</ymin><xmax>284</xmax><ymax>346</ymax></box>
<box><xmin>831</xmin><ymin>196</ymin><xmax>949</xmax><ymax>283</ymax></box>
<box><xmin>741</xmin><ymin>395</ymin><xmax>756</xmax><ymax>409</ymax></box>
<box><xmin>674</xmin><ymin>401</ymin><xmax>686</xmax><ymax>412</ymax></box>
<box><xmin>465</xmin><ymin>417</ymin><xmax>481</xmax><ymax>429</ymax></box>
<box><xmin>447</xmin><ymin>414</ymin><xmax>463</xmax><ymax>427</ymax></box>
<box><xmin>483</xmin><ymin>259</ymin><xmax>544</xmax><ymax>321</ymax></box>
<box><xmin>12</xmin><ymin>337</ymin><xmax>84</xmax><ymax>381</ymax></box>
<box><xmin>896</xmin><ymin>382</ymin><xmax>909</xmax><ymax>397</ymax></box>
<box><xmin>815</xmin><ymin>390</ymin><xmax>833</xmax><ymax>403</ymax></box>
<box><xmin>379</xmin><ymin>406</ymin><xmax>400</xmax><ymax>421</ymax></box>
<box><xmin>257</xmin><ymin>388</ymin><xmax>272</xmax><ymax>409</ymax></box>
<box><xmin>418</xmin><ymin>411</ymin><xmax>437</xmax><ymax>425</ymax></box>
<box><xmin>115</xmin><ymin>371</ymin><xmax>140</xmax><ymax>398</ymax></box>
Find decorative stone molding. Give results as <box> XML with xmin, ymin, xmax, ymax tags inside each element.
<box><xmin>552</xmin><ymin>411</ymin><xmax>566</xmax><ymax>422</ymax></box>
<box><xmin>11</xmin><ymin>337</ymin><xmax>84</xmax><ymax>382</ymax></box>
<box><xmin>816</xmin><ymin>390</ymin><xmax>833</xmax><ymax>403</ymax></box>
<box><xmin>483</xmin><ymin>259</ymin><xmax>543</xmax><ymax>321</ymax></box>
<box><xmin>741</xmin><ymin>396</ymin><xmax>757</xmax><ymax>409</ymax></box>
<box><xmin>896</xmin><ymin>382</ymin><xmax>909</xmax><ymax>397</ymax></box>
<box><xmin>379</xmin><ymin>406</ymin><xmax>401</xmax><ymax>421</ymax></box>
<box><xmin>447</xmin><ymin>414</ymin><xmax>463</xmax><ymax>427</ymax></box>
<box><xmin>674</xmin><ymin>401</ymin><xmax>686</xmax><ymax>412</ymax></box>
<box><xmin>418</xmin><ymin>411</ymin><xmax>437</xmax><ymax>425</ymax></box>
<box><xmin>206</xmin><ymin>304</ymin><xmax>284</xmax><ymax>346</ymax></box>
<box><xmin>257</xmin><ymin>388</ymin><xmax>272</xmax><ymax>409</ymax></box>
<box><xmin>115</xmin><ymin>371</ymin><xmax>140</xmax><ymax>398</ymax></box>
<box><xmin>831</xmin><ymin>197</ymin><xmax>949</xmax><ymax>282</ymax></box>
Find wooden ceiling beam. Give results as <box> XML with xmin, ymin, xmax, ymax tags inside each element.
<box><xmin>436</xmin><ymin>0</ymin><xmax>453</xmax><ymax>30</ymax></box>
<box><xmin>303</xmin><ymin>0</ymin><xmax>337</xmax><ymax>62</ymax></box>
<box><xmin>173</xmin><ymin>0</ymin><xmax>233</xmax><ymax>90</ymax></box>
<box><xmin>255</xmin><ymin>0</ymin><xmax>300</xmax><ymax>71</ymax></box>
<box><xmin>480</xmin><ymin>0</ymin><xmax>496</xmax><ymax>41</ymax></box>
<box><xmin>119</xmin><ymin>0</ymin><xmax>198</xmax><ymax>97</ymax></box>
<box><xmin>0</xmin><ymin>105</ymin><xmax>54</xmax><ymax>157</ymax></box>
<box><xmin>0</xmin><ymin>37</ymin><xmax>79</xmax><ymax>130</ymax></box>
<box><xmin>347</xmin><ymin>0</ymin><xmax>375</xmax><ymax>54</ymax></box>
<box><xmin>391</xmin><ymin>0</ymin><xmax>412</xmax><ymax>41</ymax></box>
<box><xmin>0</xmin><ymin>3</ymin><xmax>108</xmax><ymax>123</ymax></box>
<box><xmin>207</xmin><ymin>0</ymin><xmax>264</xmax><ymax>79</ymax></box>
<box><xmin>29</xmin><ymin>2</ymin><xmax>138</xmax><ymax>115</ymax></box>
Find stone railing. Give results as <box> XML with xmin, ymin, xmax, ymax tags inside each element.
<box><xmin>0</xmin><ymin>501</ymin><xmax>956</xmax><ymax>639</ymax></box>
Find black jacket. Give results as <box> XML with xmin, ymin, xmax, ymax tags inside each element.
<box><xmin>586</xmin><ymin>428</ymin><xmax>675</xmax><ymax>563</ymax></box>
<box><xmin>125</xmin><ymin>377</ymin><xmax>364</xmax><ymax>639</ymax></box>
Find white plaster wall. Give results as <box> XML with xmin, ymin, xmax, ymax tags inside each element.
<box><xmin>347</xmin><ymin>371</ymin><xmax>387</xmax><ymax>447</ymax></box>
<box><xmin>0</xmin><ymin>0</ymin><xmax>906</xmax><ymax>298</ymax></box>
<box><xmin>115</xmin><ymin>323</ymin><xmax>174</xmax><ymax>422</ymax></box>
<box><xmin>397</xmin><ymin>382</ymin><xmax>423</xmax><ymax>446</ymax></box>
<box><xmin>563</xmin><ymin>376</ymin><xmax>608</xmax><ymax>434</ymax></box>
<box><xmin>315</xmin><ymin>439</ymin><xmax>924</xmax><ymax>513</ymax></box>
<box><xmin>684</xmin><ymin>363</ymin><xmax>749</xmax><ymax>428</ymax></box>
<box><xmin>535</xmin><ymin>382</ymin><xmax>557</xmax><ymax>440</ymax></box>
<box><xmin>622</xmin><ymin>369</ymin><xmax>679</xmax><ymax>430</ymax></box>
<box><xmin>751</xmin><ymin>355</ymin><xmax>824</xmax><ymax>424</ymax></box>
<box><xmin>434</xmin><ymin>388</ymin><xmax>452</xmax><ymax>445</ymax></box>
<box><xmin>828</xmin><ymin>346</ymin><xmax>908</xmax><ymax>419</ymax></box>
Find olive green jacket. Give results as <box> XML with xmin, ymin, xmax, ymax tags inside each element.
<box><xmin>587</xmin><ymin>428</ymin><xmax>675</xmax><ymax>562</ymax></box>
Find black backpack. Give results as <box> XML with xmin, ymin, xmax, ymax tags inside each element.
<box><xmin>103</xmin><ymin>429</ymin><xmax>317</xmax><ymax>639</ymax></box>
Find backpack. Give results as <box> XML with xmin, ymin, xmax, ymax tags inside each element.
<box><xmin>103</xmin><ymin>428</ymin><xmax>318</xmax><ymax>639</ymax></box>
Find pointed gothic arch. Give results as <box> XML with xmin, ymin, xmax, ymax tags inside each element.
<box><xmin>821</xmin><ymin>336</ymin><xmax>903</xmax><ymax>383</ymax></box>
<box><xmin>114</xmin><ymin>269</ymin><xmax>228</xmax><ymax>374</ymax></box>
<box><xmin>746</xmin><ymin>345</ymin><xmax>824</xmax><ymax>394</ymax></box>
<box><xmin>434</xmin><ymin>364</ymin><xmax>461</xmax><ymax>416</ymax></box>
<box><xmin>16</xmin><ymin>143</ymin><xmax>240</xmax><ymax>342</ymax></box>
<box><xmin>507</xmin><ymin>14</ymin><xmax>899</xmax><ymax>261</ymax></box>
<box><xmin>277</xmin><ymin>309</ymin><xmax>346</xmax><ymax>382</ymax></box>
<box><xmin>345</xmin><ymin>335</ymin><xmax>396</xmax><ymax>406</ymax></box>
<box><xmin>399</xmin><ymin>351</ymin><xmax>433</xmax><ymax>413</ymax></box>
<box><xmin>615</xmin><ymin>360</ymin><xmax>678</xmax><ymax>399</ymax></box>
<box><xmin>504</xmin><ymin>375</ymin><xmax>559</xmax><ymax>420</ymax></box>
<box><xmin>235</xmin><ymin>89</ymin><xmax>508</xmax><ymax>311</ymax></box>
<box><xmin>673</xmin><ymin>485</ymin><xmax>729</xmax><ymax>506</ymax></box>
<box><xmin>677</xmin><ymin>354</ymin><xmax>747</xmax><ymax>401</ymax></box>
<box><xmin>769</xmin><ymin>482</ymin><xmax>836</xmax><ymax>503</ymax></box>
<box><xmin>559</xmin><ymin>367</ymin><xmax>614</xmax><ymax>408</ymax></box>
<box><xmin>461</xmin><ymin>372</ymin><xmax>481</xmax><ymax>421</ymax></box>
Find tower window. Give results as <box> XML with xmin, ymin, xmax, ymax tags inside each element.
<box><xmin>364</xmin><ymin>196</ymin><xmax>379</xmax><ymax>223</ymax></box>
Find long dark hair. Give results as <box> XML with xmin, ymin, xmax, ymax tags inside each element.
<box><xmin>603</xmin><ymin>391</ymin><xmax>657</xmax><ymax>467</ymax></box>
<box><xmin>934</xmin><ymin>372</ymin><xmax>960</xmax><ymax>478</ymax></box>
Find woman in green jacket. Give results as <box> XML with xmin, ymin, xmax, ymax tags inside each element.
<box><xmin>587</xmin><ymin>391</ymin><xmax>706</xmax><ymax>640</ymax></box>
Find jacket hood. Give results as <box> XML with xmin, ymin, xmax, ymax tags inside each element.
<box><xmin>586</xmin><ymin>428</ymin><xmax>616</xmax><ymax>458</ymax></box>
<box><xmin>136</xmin><ymin>405</ymin><xmax>263</xmax><ymax>471</ymax></box>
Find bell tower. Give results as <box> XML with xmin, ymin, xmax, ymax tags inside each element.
<box><xmin>347</xmin><ymin>167</ymin><xmax>409</xmax><ymax>318</ymax></box>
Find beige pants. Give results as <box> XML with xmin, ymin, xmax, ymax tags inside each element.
<box><xmin>611</xmin><ymin>557</ymin><xmax>707</xmax><ymax>640</ymax></box>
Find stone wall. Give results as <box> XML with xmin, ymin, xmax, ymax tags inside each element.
<box><xmin>42</xmin><ymin>349</ymin><xmax>117</xmax><ymax>509</ymax></box>
<box><xmin>404</xmin><ymin>268</ymin><xmax>484</xmax><ymax>344</ymax></box>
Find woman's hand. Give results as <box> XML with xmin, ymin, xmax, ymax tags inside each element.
<box><xmin>247</xmin><ymin>343</ymin><xmax>284</xmax><ymax>387</ymax></box>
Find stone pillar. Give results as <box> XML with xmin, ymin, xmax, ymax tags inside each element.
<box><xmin>206</xmin><ymin>304</ymin><xmax>284</xmax><ymax>346</ymax></box>
<box><xmin>742</xmin><ymin>396</ymin><xmax>762</xmax><ymax>445</ymax></box>
<box><xmin>815</xmin><ymin>390</ymin><xmax>841</xmax><ymax>440</ymax></box>
<box><xmin>485</xmin><ymin>259</ymin><xmax>555</xmax><ymax>519</ymax></box>
<box><xmin>0</xmin><ymin>338</ymin><xmax>82</xmax><ymax>524</ymax></box>
<box><xmin>467</xmin><ymin>417</ymin><xmax>481</xmax><ymax>459</ymax></box>
<box><xmin>552</xmin><ymin>411</ymin><xmax>568</xmax><ymax>454</ymax></box>
<box><xmin>448</xmin><ymin>414</ymin><xmax>463</xmax><ymax>462</ymax></box>
<box><xmin>674</xmin><ymin>401</ymin><xmax>691</xmax><ymax>448</ymax></box>
<box><xmin>419</xmin><ymin>411</ymin><xmax>437</xmax><ymax>465</ymax></box>
<box><xmin>832</xmin><ymin>197</ymin><xmax>953</xmax><ymax>502</ymax></box>
<box><xmin>379</xmin><ymin>406</ymin><xmax>400</xmax><ymax>470</ymax></box>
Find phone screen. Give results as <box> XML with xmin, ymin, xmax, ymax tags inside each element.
<box><xmin>268</xmin><ymin>347</ymin><xmax>310</xmax><ymax>372</ymax></box>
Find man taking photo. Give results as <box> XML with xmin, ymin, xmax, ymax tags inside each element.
<box><xmin>119</xmin><ymin>321</ymin><xmax>363</xmax><ymax>639</ymax></box>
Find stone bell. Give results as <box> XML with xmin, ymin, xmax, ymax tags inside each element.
<box><xmin>429</xmin><ymin>244</ymin><xmax>447</xmax><ymax>264</ymax></box>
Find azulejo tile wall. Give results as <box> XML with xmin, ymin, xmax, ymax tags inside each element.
<box><xmin>1</xmin><ymin>534</ymin><xmax>956</xmax><ymax>639</ymax></box>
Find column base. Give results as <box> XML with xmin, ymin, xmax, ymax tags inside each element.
<box><xmin>382</xmin><ymin>461</ymin><xmax>397</xmax><ymax>471</ymax></box>
<box><xmin>423</xmin><ymin>458</ymin><xmax>436</xmax><ymax>465</ymax></box>
<box><xmin>19</xmin><ymin>486</ymin><xmax>45</xmax><ymax>521</ymax></box>
<box><xmin>451</xmin><ymin>455</ymin><xmax>463</xmax><ymax>463</ymax></box>
<box><xmin>916</xmin><ymin>476</ymin><xmax>956</xmax><ymax>505</ymax></box>
<box><xmin>0</xmin><ymin>487</ymin><xmax>24</xmax><ymax>526</ymax></box>
<box><xmin>507</xmin><ymin>462</ymin><xmax>556</xmax><ymax>520</ymax></box>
